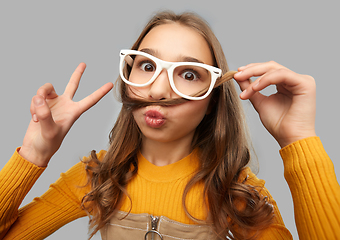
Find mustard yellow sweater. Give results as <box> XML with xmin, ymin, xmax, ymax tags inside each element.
<box><xmin>0</xmin><ymin>137</ymin><xmax>339</xmax><ymax>239</ymax></box>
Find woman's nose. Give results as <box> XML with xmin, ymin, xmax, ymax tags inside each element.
<box><xmin>148</xmin><ymin>69</ymin><xmax>173</xmax><ymax>100</ymax></box>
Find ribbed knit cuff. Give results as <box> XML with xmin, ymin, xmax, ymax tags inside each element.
<box><xmin>0</xmin><ymin>148</ymin><xmax>46</xmax><ymax>210</ymax></box>
<box><xmin>5</xmin><ymin>147</ymin><xmax>46</xmax><ymax>182</ymax></box>
<box><xmin>279</xmin><ymin>137</ymin><xmax>340</xmax><ymax>239</ymax></box>
<box><xmin>279</xmin><ymin>137</ymin><xmax>334</xmax><ymax>183</ymax></box>
<box><xmin>0</xmin><ymin>148</ymin><xmax>46</xmax><ymax>233</ymax></box>
<box><xmin>2</xmin><ymin>147</ymin><xmax>45</xmax><ymax>187</ymax></box>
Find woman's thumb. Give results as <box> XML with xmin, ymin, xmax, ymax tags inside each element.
<box><xmin>32</xmin><ymin>95</ymin><xmax>57</xmax><ymax>138</ymax></box>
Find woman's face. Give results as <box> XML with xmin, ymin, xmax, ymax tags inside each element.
<box><xmin>131</xmin><ymin>23</ymin><xmax>215</xmax><ymax>146</ymax></box>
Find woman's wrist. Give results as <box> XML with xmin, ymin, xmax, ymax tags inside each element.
<box><xmin>278</xmin><ymin>133</ymin><xmax>317</xmax><ymax>149</ymax></box>
<box><xmin>18</xmin><ymin>146</ymin><xmax>51</xmax><ymax>167</ymax></box>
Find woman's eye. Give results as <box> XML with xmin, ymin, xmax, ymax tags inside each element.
<box><xmin>181</xmin><ymin>71</ymin><xmax>198</xmax><ymax>81</ymax></box>
<box><xmin>141</xmin><ymin>62</ymin><xmax>155</xmax><ymax>72</ymax></box>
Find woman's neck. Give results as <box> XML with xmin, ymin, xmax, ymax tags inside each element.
<box><xmin>140</xmin><ymin>135</ymin><xmax>193</xmax><ymax>166</ymax></box>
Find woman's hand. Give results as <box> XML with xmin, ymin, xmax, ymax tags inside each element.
<box><xmin>233</xmin><ymin>61</ymin><xmax>317</xmax><ymax>148</ymax></box>
<box><xmin>19</xmin><ymin>63</ymin><xmax>113</xmax><ymax>167</ymax></box>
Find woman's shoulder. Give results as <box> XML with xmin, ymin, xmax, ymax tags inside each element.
<box><xmin>57</xmin><ymin>150</ymin><xmax>108</xmax><ymax>188</ymax></box>
<box><xmin>67</xmin><ymin>149</ymin><xmax>107</xmax><ymax>174</ymax></box>
<box><xmin>238</xmin><ymin>167</ymin><xmax>265</xmax><ymax>187</ymax></box>
<box><xmin>80</xmin><ymin>149</ymin><xmax>107</xmax><ymax>164</ymax></box>
<box><xmin>237</xmin><ymin>167</ymin><xmax>273</xmax><ymax>202</ymax></box>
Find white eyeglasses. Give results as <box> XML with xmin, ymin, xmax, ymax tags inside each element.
<box><xmin>119</xmin><ymin>49</ymin><xmax>222</xmax><ymax>100</ymax></box>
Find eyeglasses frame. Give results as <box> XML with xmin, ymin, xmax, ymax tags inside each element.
<box><xmin>119</xmin><ymin>49</ymin><xmax>222</xmax><ymax>100</ymax></box>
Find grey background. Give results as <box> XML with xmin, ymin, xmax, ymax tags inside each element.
<box><xmin>1</xmin><ymin>1</ymin><xmax>339</xmax><ymax>239</ymax></box>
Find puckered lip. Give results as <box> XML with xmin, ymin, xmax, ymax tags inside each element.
<box><xmin>144</xmin><ymin>109</ymin><xmax>165</xmax><ymax>119</ymax></box>
<box><xmin>144</xmin><ymin>108</ymin><xmax>166</xmax><ymax>128</ymax></box>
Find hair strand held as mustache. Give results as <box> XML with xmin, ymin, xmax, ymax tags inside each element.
<box><xmin>121</xmin><ymin>71</ymin><xmax>238</xmax><ymax>111</ymax></box>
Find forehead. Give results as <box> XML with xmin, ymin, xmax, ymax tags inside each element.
<box><xmin>138</xmin><ymin>23</ymin><xmax>214</xmax><ymax>65</ymax></box>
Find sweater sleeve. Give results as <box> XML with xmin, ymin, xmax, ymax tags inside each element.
<box><xmin>280</xmin><ymin>137</ymin><xmax>340</xmax><ymax>240</ymax></box>
<box><xmin>0</xmin><ymin>149</ymin><xmax>45</xmax><ymax>237</ymax></box>
<box><xmin>0</xmin><ymin>149</ymin><xmax>105</xmax><ymax>240</ymax></box>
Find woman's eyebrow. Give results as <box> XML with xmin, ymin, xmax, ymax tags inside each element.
<box><xmin>181</xmin><ymin>56</ymin><xmax>204</xmax><ymax>64</ymax></box>
<box><xmin>139</xmin><ymin>48</ymin><xmax>204</xmax><ymax>64</ymax></box>
<box><xmin>140</xmin><ymin>48</ymin><xmax>157</xmax><ymax>56</ymax></box>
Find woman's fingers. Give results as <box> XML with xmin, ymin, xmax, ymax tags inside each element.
<box><xmin>22</xmin><ymin>64</ymin><xmax>111</xmax><ymax>166</ymax></box>
<box><xmin>234</xmin><ymin>61</ymin><xmax>287</xmax><ymax>95</ymax></box>
<box><xmin>236</xmin><ymin>67</ymin><xmax>300</xmax><ymax>111</ymax></box>
<box><xmin>78</xmin><ymin>82</ymin><xmax>113</xmax><ymax>114</ymax></box>
<box><xmin>30</xmin><ymin>64</ymin><xmax>113</xmax><ymax>123</ymax></box>
<box><xmin>234</xmin><ymin>61</ymin><xmax>297</xmax><ymax>101</ymax></box>
<box><xmin>31</xmin><ymin>95</ymin><xmax>59</xmax><ymax>139</ymax></box>
<box><xmin>234</xmin><ymin>61</ymin><xmax>317</xmax><ymax>147</ymax></box>
<box><xmin>237</xmin><ymin>78</ymin><xmax>267</xmax><ymax>112</ymax></box>
<box><xmin>239</xmin><ymin>68</ymin><xmax>315</xmax><ymax>101</ymax></box>
<box><xmin>31</xmin><ymin>83</ymin><xmax>58</xmax><ymax>121</ymax></box>
<box><xmin>64</xmin><ymin>63</ymin><xmax>87</xmax><ymax>99</ymax></box>
<box><xmin>236</xmin><ymin>61</ymin><xmax>288</xmax><ymax>80</ymax></box>
<box><xmin>36</xmin><ymin>83</ymin><xmax>58</xmax><ymax>99</ymax></box>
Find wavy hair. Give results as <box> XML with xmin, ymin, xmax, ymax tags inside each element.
<box><xmin>81</xmin><ymin>11</ymin><xmax>274</xmax><ymax>240</ymax></box>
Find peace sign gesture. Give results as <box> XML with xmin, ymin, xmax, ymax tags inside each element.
<box><xmin>19</xmin><ymin>63</ymin><xmax>113</xmax><ymax>167</ymax></box>
<box><xmin>234</xmin><ymin>61</ymin><xmax>317</xmax><ymax>148</ymax></box>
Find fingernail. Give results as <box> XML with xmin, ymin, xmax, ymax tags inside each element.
<box><xmin>34</xmin><ymin>96</ymin><xmax>44</xmax><ymax>107</ymax></box>
<box><xmin>234</xmin><ymin>71</ymin><xmax>242</xmax><ymax>77</ymax></box>
<box><xmin>240</xmin><ymin>89</ymin><xmax>247</xmax><ymax>98</ymax></box>
<box><xmin>32</xmin><ymin>114</ymin><xmax>38</xmax><ymax>122</ymax></box>
<box><xmin>253</xmin><ymin>81</ymin><xmax>260</xmax><ymax>89</ymax></box>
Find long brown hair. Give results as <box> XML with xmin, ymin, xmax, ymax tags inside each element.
<box><xmin>82</xmin><ymin>11</ymin><xmax>273</xmax><ymax>240</ymax></box>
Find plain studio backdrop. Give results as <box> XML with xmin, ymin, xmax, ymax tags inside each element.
<box><xmin>1</xmin><ymin>1</ymin><xmax>339</xmax><ymax>239</ymax></box>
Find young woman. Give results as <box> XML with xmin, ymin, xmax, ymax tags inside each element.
<box><xmin>0</xmin><ymin>11</ymin><xmax>339</xmax><ymax>240</ymax></box>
